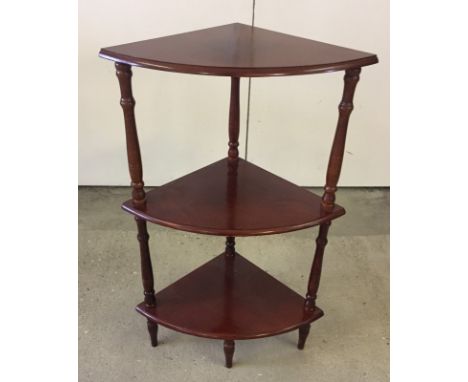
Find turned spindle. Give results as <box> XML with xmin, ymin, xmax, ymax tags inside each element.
<box><xmin>226</xmin><ymin>76</ymin><xmax>240</xmax><ymax>260</ymax></box>
<box><xmin>322</xmin><ymin>68</ymin><xmax>361</xmax><ymax>211</ymax></box>
<box><xmin>304</xmin><ymin>222</ymin><xmax>331</xmax><ymax>311</ymax></box>
<box><xmin>225</xmin><ymin>236</ymin><xmax>236</xmax><ymax>257</ymax></box>
<box><xmin>135</xmin><ymin>217</ymin><xmax>156</xmax><ymax>307</ymax></box>
<box><xmin>228</xmin><ymin>77</ymin><xmax>240</xmax><ymax>161</ymax></box>
<box><xmin>115</xmin><ymin>62</ymin><xmax>146</xmax><ymax>207</ymax></box>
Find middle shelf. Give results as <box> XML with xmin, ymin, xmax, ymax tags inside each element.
<box><xmin>122</xmin><ymin>157</ymin><xmax>345</xmax><ymax>236</ymax></box>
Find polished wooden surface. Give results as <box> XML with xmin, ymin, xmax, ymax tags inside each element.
<box><xmin>136</xmin><ymin>253</ymin><xmax>324</xmax><ymax>340</ymax></box>
<box><xmin>305</xmin><ymin>222</ymin><xmax>331</xmax><ymax>311</ymax></box>
<box><xmin>135</xmin><ymin>218</ymin><xmax>156</xmax><ymax>307</ymax></box>
<box><xmin>322</xmin><ymin>68</ymin><xmax>361</xmax><ymax>211</ymax></box>
<box><xmin>115</xmin><ymin>63</ymin><xmax>146</xmax><ymax>207</ymax></box>
<box><xmin>122</xmin><ymin>158</ymin><xmax>345</xmax><ymax>236</ymax></box>
<box><xmin>223</xmin><ymin>340</ymin><xmax>235</xmax><ymax>368</ymax></box>
<box><xmin>100</xmin><ymin>23</ymin><xmax>377</xmax><ymax>77</ymax></box>
<box><xmin>228</xmin><ymin>77</ymin><xmax>240</xmax><ymax>161</ymax></box>
<box><xmin>100</xmin><ymin>22</ymin><xmax>378</xmax><ymax>368</ymax></box>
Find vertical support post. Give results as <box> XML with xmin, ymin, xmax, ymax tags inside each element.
<box><xmin>228</xmin><ymin>76</ymin><xmax>240</xmax><ymax>161</ymax></box>
<box><xmin>115</xmin><ymin>62</ymin><xmax>146</xmax><ymax>207</ymax></box>
<box><xmin>226</xmin><ymin>76</ymin><xmax>240</xmax><ymax>255</ymax></box>
<box><xmin>304</xmin><ymin>222</ymin><xmax>331</xmax><ymax>311</ymax></box>
<box><xmin>225</xmin><ymin>236</ymin><xmax>236</xmax><ymax>257</ymax></box>
<box><xmin>322</xmin><ymin>68</ymin><xmax>361</xmax><ymax>211</ymax></box>
<box><xmin>135</xmin><ymin>218</ymin><xmax>156</xmax><ymax>306</ymax></box>
<box><xmin>115</xmin><ymin>63</ymin><xmax>157</xmax><ymax>344</ymax></box>
<box><xmin>136</xmin><ymin>217</ymin><xmax>158</xmax><ymax>346</ymax></box>
<box><xmin>223</xmin><ymin>340</ymin><xmax>235</xmax><ymax>368</ymax></box>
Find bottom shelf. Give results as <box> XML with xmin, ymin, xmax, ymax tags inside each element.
<box><xmin>136</xmin><ymin>253</ymin><xmax>324</xmax><ymax>340</ymax></box>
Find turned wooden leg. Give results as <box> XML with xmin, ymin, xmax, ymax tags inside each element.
<box><xmin>322</xmin><ymin>68</ymin><xmax>361</xmax><ymax>211</ymax></box>
<box><xmin>298</xmin><ymin>323</ymin><xmax>311</xmax><ymax>350</ymax></box>
<box><xmin>225</xmin><ymin>236</ymin><xmax>235</xmax><ymax>257</ymax></box>
<box><xmin>147</xmin><ymin>320</ymin><xmax>158</xmax><ymax>347</ymax></box>
<box><xmin>135</xmin><ymin>217</ymin><xmax>156</xmax><ymax>307</ymax></box>
<box><xmin>305</xmin><ymin>222</ymin><xmax>331</xmax><ymax>310</ymax></box>
<box><xmin>115</xmin><ymin>62</ymin><xmax>146</xmax><ymax>207</ymax></box>
<box><xmin>223</xmin><ymin>340</ymin><xmax>235</xmax><ymax>368</ymax></box>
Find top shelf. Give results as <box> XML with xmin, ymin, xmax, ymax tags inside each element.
<box><xmin>99</xmin><ymin>23</ymin><xmax>378</xmax><ymax>77</ymax></box>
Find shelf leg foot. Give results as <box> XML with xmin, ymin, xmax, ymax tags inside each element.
<box><xmin>297</xmin><ymin>323</ymin><xmax>311</xmax><ymax>350</ymax></box>
<box><xmin>147</xmin><ymin>320</ymin><xmax>158</xmax><ymax>347</ymax></box>
<box><xmin>223</xmin><ymin>340</ymin><xmax>235</xmax><ymax>368</ymax></box>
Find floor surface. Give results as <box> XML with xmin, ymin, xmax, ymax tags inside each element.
<box><xmin>79</xmin><ymin>187</ymin><xmax>389</xmax><ymax>382</ymax></box>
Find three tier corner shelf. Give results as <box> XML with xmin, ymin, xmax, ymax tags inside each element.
<box><xmin>99</xmin><ymin>23</ymin><xmax>378</xmax><ymax>368</ymax></box>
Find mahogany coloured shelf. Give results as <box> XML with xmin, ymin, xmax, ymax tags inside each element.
<box><xmin>99</xmin><ymin>22</ymin><xmax>378</xmax><ymax>368</ymax></box>
<box><xmin>100</xmin><ymin>23</ymin><xmax>377</xmax><ymax>77</ymax></box>
<box><xmin>136</xmin><ymin>253</ymin><xmax>324</xmax><ymax>340</ymax></box>
<box><xmin>122</xmin><ymin>157</ymin><xmax>345</xmax><ymax>236</ymax></box>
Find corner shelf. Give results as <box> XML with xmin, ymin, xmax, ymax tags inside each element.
<box><xmin>99</xmin><ymin>22</ymin><xmax>378</xmax><ymax>368</ymax></box>
<box><xmin>122</xmin><ymin>157</ymin><xmax>345</xmax><ymax>236</ymax></box>
<box><xmin>99</xmin><ymin>23</ymin><xmax>377</xmax><ymax>76</ymax></box>
<box><xmin>136</xmin><ymin>253</ymin><xmax>323</xmax><ymax>340</ymax></box>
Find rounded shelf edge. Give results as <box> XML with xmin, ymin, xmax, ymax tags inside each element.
<box><xmin>121</xmin><ymin>203</ymin><xmax>346</xmax><ymax>237</ymax></box>
<box><xmin>136</xmin><ymin>304</ymin><xmax>324</xmax><ymax>340</ymax></box>
<box><xmin>99</xmin><ymin>50</ymin><xmax>378</xmax><ymax>77</ymax></box>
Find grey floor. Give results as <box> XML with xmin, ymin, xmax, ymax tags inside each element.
<box><xmin>79</xmin><ymin>187</ymin><xmax>389</xmax><ymax>382</ymax></box>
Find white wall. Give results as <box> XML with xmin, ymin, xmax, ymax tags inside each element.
<box><xmin>79</xmin><ymin>0</ymin><xmax>389</xmax><ymax>186</ymax></box>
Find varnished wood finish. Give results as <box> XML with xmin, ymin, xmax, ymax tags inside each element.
<box><xmin>322</xmin><ymin>68</ymin><xmax>361</xmax><ymax>211</ymax></box>
<box><xmin>147</xmin><ymin>320</ymin><xmax>158</xmax><ymax>347</ymax></box>
<box><xmin>305</xmin><ymin>222</ymin><xmax>331</xmax><ymax>311</ymax></box>
<box><xmin>297</xmin><ymin>323</ymin><xmax>311</xmax><ymax>350</ymax></box>
<box><xmin>224</xmin><ymin>340</ymin><xmax>235</xmax><ymax>368</ymax></box>
<box><xmin>135</xmin><ymin>217</ymin><xmax>156</xmax><ymax>307</ymax></box>
<box><xmin>228</xmin><ymin>77</ymin><xmax>240</xmax><ymax>161</ymax></box>
<box><xmin>122</xmin><ymin>158</ymin><xmax>345</xmax><ymax>236</ymax></box>
<box><xmin>100</xmin><ymin>23</ymin><xmax>378</xmax><ymax>77</ymax></box>
<box><xmin>225</xmin><ymin>237</ymin><xmax>235</xmax><ymax>257</ymax></box>
<box><xmin>101</xmin><ymin>23</ymin><xmax>379</xmax><ymax>368</ymax></box>
<box><xmin>137</xmin><ymin>253</ymin><xmax>324</xmax><ymax>340</ymax></box>
<box><xmin>115</xmin><ymin>63</ymin><xmax>146</xmax><ymax>207</ymax></box>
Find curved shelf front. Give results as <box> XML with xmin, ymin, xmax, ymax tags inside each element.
<box><xmin>136</xmin><ymin>253</ymin><xmax>324</xmax><ymax>340</ymax></box>
<box><xmin>122</xmin><ymin>158</ymin><xmax>345</xmax><ymax>237</ymax></box>
<box><xmin>99</xmin><ymin>23</ymin><xmax>378</xmax><ymax>77</ymax></box>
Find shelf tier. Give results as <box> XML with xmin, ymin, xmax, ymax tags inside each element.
<box><xmin>136</xmin><ymin>253</ymin><xmax>323</xmax><ymax>340</ymax></box>
<box><xmin>99</xmin><ymin>23</ymin><xmax>378</xmax><ymax>77</ymax></box>
<box><xmin>122</xmin><ymin>158</ymin><xmax>345</xmax><ymax>236</ymax></box>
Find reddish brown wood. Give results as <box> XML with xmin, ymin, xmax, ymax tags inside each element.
<box><xmin>224</xmin><ymin>340</ymin><xmax>235</xmax><ymax>368</ymax></box>
<box><xmin>100</xmin><ymin>23</ymin><xmax>378</xmax><ymax>77</ymax></box>
<box><xmin>304</xmin><ymin>222</ymin><xmax>331</xmax><ymax>311</ymax></box>
<box><xmin>122</xmin><ymin>158</ymin><xmax>345</xmax><ymax>236</ymax></box>
<box><xmin>101</xmin><ymin>23</ymin><xmax>378</xmax><ymax>368</ymax></box>
<box><xmin>135</xmin><ymin>217</ymin><xmax>156</xmax><ymax>307</ymax></box>
<box><xmin>322</xmin><ymin>68</ymin><xmax>361</xmax><ymax>211</ymax></box>
<box><xmin>136</xmin><ymin>253</ymin><xmax>324</xmax><ymax>340</ymax></box>
<box><xmin>228</xmin><ymin>77</ymin><xmax>240</xmax><ymax>161</ymax></box>
<box><xmin>115</xmin><ymin>63</ymin><xmax>146</xmax><ymax>207</ymax></box>
<box><xmin>297</xmin><ymin>323</ymin><xmax>311</xmax><ymax>350</ymax></box>
<box><xmin>147</xmin><ymin>320</ymin><xmax>158</xmax><ymax>347</ymax></box>
<box><xmin>225</xmin><ymin>236</ymin><xmax>235</xmax><ymax>257</ymax></box>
